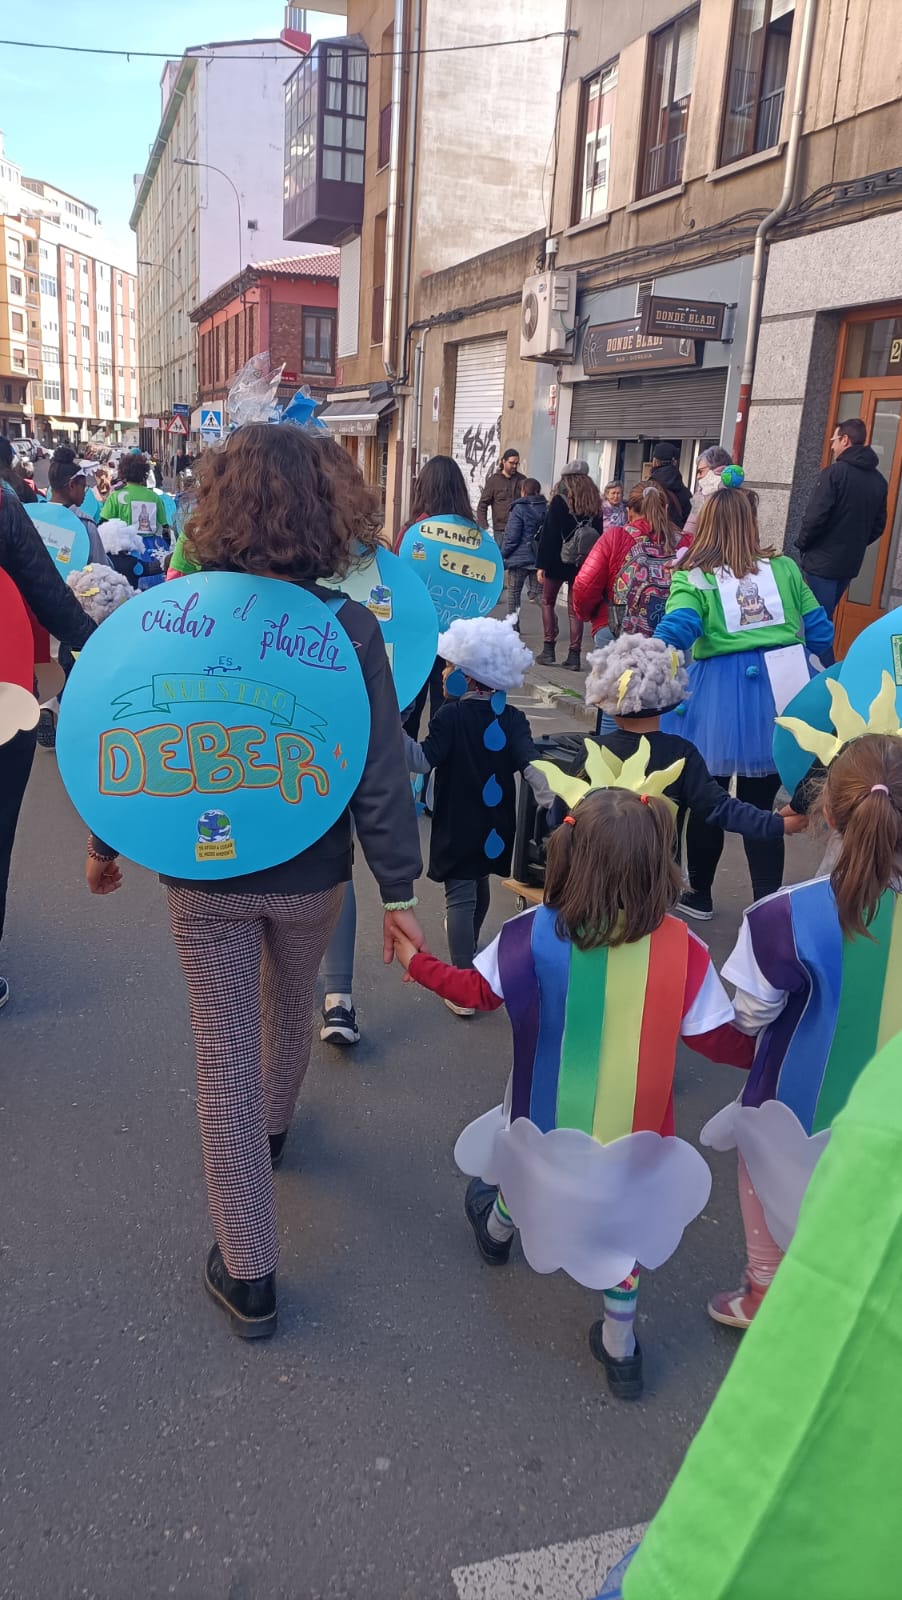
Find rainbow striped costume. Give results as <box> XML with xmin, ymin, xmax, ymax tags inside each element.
<box><xmin>703</xmin><ymin>876</ymin><xmax>902</xmax><ymax>1248</ymax></box>
<box><xmin>454</xmin><ymin>905</ymin><xmax>723</xmax><ymax>1290</ymax></box>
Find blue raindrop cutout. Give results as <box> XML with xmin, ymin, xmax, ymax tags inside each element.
<box><xmin>134</xmin><ymin>561</ymin><xmax>144</xmax><ymax>576</ymax></box>
<box><xmin>484</xmin><ymin>719</ymin><xmax>507</xmax><ymax>751</ymax></box>
<box><xmin>445</xmin><ymin>667</ymin><xmax>468</xmax><ymax>698</ymax></box>
<box><xmin>490</xmin><ymin>690</ymin><xmax>507</xmax><ymax>715</ymax></box>
<box><xmin>482</xmin><ymin>773</ymin><xmax>502</xmax><ymax>807</ymax></box>
<box><xmin>484</xmin><ymin>828</ymin><xmax>506</xmax><ymax>859</ymax></box>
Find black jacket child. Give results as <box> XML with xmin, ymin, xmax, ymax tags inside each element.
<box><xmin>409</xmin><ymin>693</ymin><xmax>538</xmax><ymax>881</ymax></box>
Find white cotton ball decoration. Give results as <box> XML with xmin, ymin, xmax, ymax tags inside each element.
<box><xmin>436</xmin><ymin>615</ymin><xmax>534</xmax><ymax>692</ymax></box>
<box><xmin>99</xmin><ymin>517</ymin><xmax>145</xmax><ymax>556</ymax></box>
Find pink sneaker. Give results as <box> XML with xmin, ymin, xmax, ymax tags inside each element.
<box><xmin>707</xmin><ymin>1279</ymin><xmax>767</xmax><ymax>1330</ymax></box>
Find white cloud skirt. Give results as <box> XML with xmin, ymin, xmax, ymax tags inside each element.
<box><xmin>701</xmin><ymin>1096</ymin><xmax>831</xmax><ymax>1252</ymax></box>
<box><xmin>454</xmin><ymin>1108</ymin><xmax>712</xmax><ymax>1291</ymax></box>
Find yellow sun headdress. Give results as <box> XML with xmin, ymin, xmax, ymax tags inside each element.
<box><xmin>775</xmin><ymin>670</ymin><xmax>902</xmax><ymax>766</ymax></box>
<box><xmin>532</xmin><ymin>736</ymin><xmax>685</xmax><ymax>816</ymax></box>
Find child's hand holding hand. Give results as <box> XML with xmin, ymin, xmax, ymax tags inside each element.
<box><xmin>779</xmin><ymin>805</ymin><xmax>809</xmax><ymax>835</ymax></box>
<box><xmin>392</xmin><ymin>931</ymin><xmax>420</xmax><ymax>973</ymax></box>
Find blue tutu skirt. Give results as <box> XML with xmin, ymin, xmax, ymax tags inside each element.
<box><xmin>660</xmin><ymin>649</ymin><xmax>785</xmax><ymax>777</ymax></box>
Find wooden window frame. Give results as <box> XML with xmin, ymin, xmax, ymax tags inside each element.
<box><xmin>572</xmin><ymin>59</ymin><xmax>619</xmax><ymax>225</ymax></box>
<box><xmin>638</xmin><ymin>6</ymin><xmax>699</xmax><ymax>199</ymax></box>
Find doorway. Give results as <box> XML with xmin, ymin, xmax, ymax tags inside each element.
<box><xmin>827</xmin><ymin>309</ymin><xmax>902</xmax><ymax>658</ymax></box>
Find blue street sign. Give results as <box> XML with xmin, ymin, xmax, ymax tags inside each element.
<box><xmin>200</xmin><ymin>408</ymin><xmax>222</xmax><ymax>434</ymax></box>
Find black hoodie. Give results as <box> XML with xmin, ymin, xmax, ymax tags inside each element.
<box><xmin>797</xmin><ymin>444</ymin><xmax>888</xmax><ymax>580</ymax></box>
<box><xmin>649</xmin><ymin>461</ymin><xmax>692</xmax><ymax>528</ymax></box>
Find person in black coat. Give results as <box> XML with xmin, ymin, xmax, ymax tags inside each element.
<box><xmin>501</xmin><ymin>477</ymin><xmax>546</xmax><ymax>614</ymax></box>
<box><xmin>535</xmin><ymin>461</ymin><xmax>601</xmax><ymax>671</ymax></box>
<box><xmin>797</xmin><ymin>416</ymin><xmax>888</xmax><ymax>623</ymax></box>
<box><xmin>649</xmin><ymin>441</ymin><xmax>692</xmax><ymax>529</ymax></box>
<box><xmin>0</xmin><ymin>481</ymin><xmax>95</xmax><ymax>1008</ymax></box>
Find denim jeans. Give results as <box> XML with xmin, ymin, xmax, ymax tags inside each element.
<box><xmin>444</xmin><ymin>876</ymin><xmax>491</xmax><ymax>969</ymax></box>
<box><xmin>507</xmin><ymin>567</ymin><xmax>539</xmax><ymax>611</ymax></box>
<box><xmin>319</xmin><ymin>878</ymin><xmax>356</xmax><ymax>995</ymax></box>
<box><xmin>801</xmin><ymin>572</ymin><xmax>849</xmax><ymax>667</ymax></box>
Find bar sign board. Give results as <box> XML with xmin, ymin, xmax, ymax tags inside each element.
<box><xmin>639</xmin><ymin>295</ymin><xmax>726</xmax><ymax>341</ymax></box>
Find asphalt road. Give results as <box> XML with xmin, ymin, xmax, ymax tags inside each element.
<box><xmin>1</xmin><ymin>744</ymin><xmax>824</xmax><ymax>1600</ymax></box>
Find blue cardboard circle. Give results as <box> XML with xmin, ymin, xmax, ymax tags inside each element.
<box><xmin>26</xmin><ymin>501</ymin><xmax>90</xmax><ymax>578</ymax></box>
<box><xmin>398</xmin><ymin>514</ymin><xmax>504</xmax><ymax>631</ymax></box>
<box><xmin>772</xmin><ymin>667</ymin><xmax>840</xmax><ymax>794</ymax></box>
<box><xmin>322</xmin><ymin>545</ymin><xmax>438</xmax><ymax>709</ymax></box>
<box><xmin>56</xmin><ymin>573</ymin><xmax>370</xmax><ymax>879</ymax></box>
<box><xmin>835</xmin><ymin>604</ymin><xmax>902</xmax><ymax>719</ymax></box>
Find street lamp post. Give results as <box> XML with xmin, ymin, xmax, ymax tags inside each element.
<box><xmin>173</xmin><ymin>156</ymin><xmax>243</xmax><ymax>288</ymax></box>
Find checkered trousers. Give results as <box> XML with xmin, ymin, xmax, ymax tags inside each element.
<box><xmin>167</xmin><ymin>884</ymin><xmax>343</xmax><ymax>1279</ymax></box>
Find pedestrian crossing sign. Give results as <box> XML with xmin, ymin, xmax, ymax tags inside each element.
<box><xmin>200</xmin><ymin>409</ymin><xmax>222</xmax><ymax>434</ymax></box>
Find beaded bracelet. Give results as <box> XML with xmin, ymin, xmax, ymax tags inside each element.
<box><xmin>383</xmin><ymin>897</ymin><xmax>419</xmax><ymax>912</ymax></box>
<box><xmin>87</xmin><ymin>845</ymin><xmax>117</xmax><ymax>863</ymax></box>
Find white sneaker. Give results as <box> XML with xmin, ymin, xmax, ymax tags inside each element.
<box><xmin>444</xmin><ymin>998</ymin><xmax>475</xmax><ymax>1018</ymax></box>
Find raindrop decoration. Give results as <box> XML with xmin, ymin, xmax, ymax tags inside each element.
<box><xmin>445</xmin><ymin>667</ymin><xmax>468</xmax><ymax>698</ymax></box>
<box><xmin>134</xmin><ymin>561</ymin><xmax>144</xmax><ymax>576</ymax></box>
<box><xmin>484</xmin><ymin>828</ymin><xmax>506</xmax><ymax>860</ymax></box>
<box><xmin>482</xmin><ymin>774</ymin><xmax>503</xmax><ymax>807</ymax></box>
<box><xmin>490</xmin><ymin>691</ymin><xmax>507</xmax><ymax>716</ymax></box>
<box><xmin>484</xmin><ymin>718</ymin><xmax>507</xmax><ymax>751</ymax></box>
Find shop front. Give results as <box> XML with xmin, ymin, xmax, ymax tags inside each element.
<box><xmin>824</xmin><ymin>307</ymin><xmax>902</xmax><ymax>657</ymax></box>
<box><xmin>559</xmin><ymin>261</ymin><xmax>750</xmax><ymax>497</ymax></box>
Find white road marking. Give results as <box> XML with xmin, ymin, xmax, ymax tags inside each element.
<box><xmin>451</xmin><ymin>1524</ymin><xmax>647</xmax><ymax>1600</ymax></box>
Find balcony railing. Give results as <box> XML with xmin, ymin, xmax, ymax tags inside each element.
<box><xmin>642</xmin><ymin>96</ymin><xmax>690</xmax><ymax>196</ymax></box>
<box><xmin>756</xmin><ymin>85</ymin><xmax>785</xmax><ymax>152</ymax></box>
<box><xmin>377</xmin><ymin>104</ymin><xmax>392</xmax><ymax>170</ymax></box>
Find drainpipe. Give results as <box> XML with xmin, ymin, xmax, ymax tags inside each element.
<box><xmin>381</xmin><ymin>0</ymin><xmax>406</xmax><ymax>382</ymax></box>
<box><xmin>411</xmin><ymin>325</ymin><xmax>427</xmax><ymax>480</ymax></box>
<box><xmin>732</xmin><ymin>0</ymin><xmax>818</xmax><ymax>463</ymax></box>
<box><xmin>394</xmin><ymin>0</ymin><xmax>422</xmax><ymax>519</ymax></box>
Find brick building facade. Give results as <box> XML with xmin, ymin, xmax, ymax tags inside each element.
<box><xmin>191</xmin><ymin>254</ymin><xmax>339</xmax><ymax>417</ymax></box>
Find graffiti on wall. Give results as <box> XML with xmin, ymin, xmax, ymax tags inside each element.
<box><xmin>452</xmin><ymin>415</ymin><xmax>501</xmax><ymax>491</ymax></box>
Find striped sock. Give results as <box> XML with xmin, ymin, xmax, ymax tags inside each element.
<box><xmin>486</xmin><ymin>1193</ymin><xmax>516</xmax><ymax>1243</ymax></box>
<box><xmin>601</xmin><ymin>1269</ymin><xmax>640</xmax><ymax>1359</ymax></box>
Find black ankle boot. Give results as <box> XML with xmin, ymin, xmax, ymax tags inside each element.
<box><xmin>536</xmin><ymin>644</ymin><xmax>556</xmax><ymax>665</ymax></box>
<box><xmin>204</xmin><ymin>1243</ymin><xmax>277</xmax><ymax>1339</ymax></box>
<box><xmin>563</xmin><ymin>649</ymin><xmax>582</xmax><ymax>671</ymax></box>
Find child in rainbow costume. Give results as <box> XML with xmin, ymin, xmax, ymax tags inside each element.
<box><xmin>702</xmin><ymin>676</ymin><xmax>902</xmax><ymax>1330</ymax></box>
<box><xmin>392</xmin><ymin>748</ymin><xmax>754</xmax><ymax>1399</ymax></box>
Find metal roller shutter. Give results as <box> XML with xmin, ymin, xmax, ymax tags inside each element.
<box><xmin>451</xmin><ymin>336</ymin><xmax>507</xmax><ymax>499</ymax></box>
<box><xmin>570</xmin><ymin>367</ymin><xmax>728</xmax><ymax>441</ymax></box>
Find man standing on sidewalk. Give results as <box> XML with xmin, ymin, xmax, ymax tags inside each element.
<box><xmin>797</xmin><ymin>417</ymin><xmax>888</xmax><ymax>621</ymax></box>
<box><xmin>476</xmin><ymin>448</ymin><xmax>525</xmax><ymax>540</ymax></box>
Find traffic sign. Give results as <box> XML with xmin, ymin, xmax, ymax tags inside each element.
<box><xmin>167</xmin><ymin>414</ymin><xmax>189</xmax><ymax>437</ymax></box>
<box><xmin>172</xmin><ymin>402</ymin><xmax>191</xmax><ymax>419</ymax></box>
<box><xmin>200</xmin><ymin>408</ymin><xmax>222</xmax><ymax>435</ymax></box>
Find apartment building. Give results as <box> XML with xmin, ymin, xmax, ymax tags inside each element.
<box><xmin>283</xmin><ymin>2</ymin><xmax>568</xmax><ymax>525</ymax></box>
<box><xmin>536</xmin><ymin>0</ymin><xmax>902</xmax><ymax>653</ymax></box>
<box><xmin>0</xmin><ymin>131</ymin><xmax>139</xmax><ymax>445</ymax></box>
<box><xmin>130</xmin><ymin>29</ymin><xmax>312</xmax><ymax>462</ymax></box>
<box><xmin>190</xmin><ymin>253</ymin><xmax>339</xmax><ymax>421</ymax></box>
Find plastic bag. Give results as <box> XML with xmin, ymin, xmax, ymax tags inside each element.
<box><xmin>226</xmin><ymin>351</ymin><xmax>285</xmax><ymax>427</ymax></box>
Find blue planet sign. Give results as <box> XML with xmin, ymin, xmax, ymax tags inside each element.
<box><xmin>398</xmin><ymin>515</ymin><xmax>504</xmax><ymax>631</ymax></box>
<box><xmin>322</xmin><ymin>545</ymin><xmax>438</xmax><ymax>709</ymax></box>
<box><xmin>26</xmin><ymin>501</ymin><xmax>90</xmax><ymax>579</ymax></box>
<box><xmin>56</xmin><ymin>573</ymin><xmax>371</xmax><ymax>879</ymax></box>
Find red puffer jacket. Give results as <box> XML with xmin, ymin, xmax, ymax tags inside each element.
<box><xmin>572</xmin><ymin>521</ymin><xmax>644</xmax><ymax>633</ymax></box>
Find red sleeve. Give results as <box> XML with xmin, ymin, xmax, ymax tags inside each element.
<box><xmin>408</xmin><ymin>950</ymin><xmax>504</xmax><ymax>1011</ymax></box>
<box><xmin>686</xmin><ymin>1022</ymin><xmax>755</xmax><ymax>1069</ymax></box>
<box><xmin>573</xmin><ymin>527</ymin><xmax>615</xmax><ymax>621</ymax></box>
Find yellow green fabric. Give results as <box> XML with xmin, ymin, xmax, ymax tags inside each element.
<box><xmin>167</xmin><ymin>530</ymin><xmax>200</xmax><ymax>576</ymax></box>
<box><xmin>665</xmin><ymin>555</ymin><xmax>818</xmax><ymax>659</ymax></box>
<box><xmin>622</xmin><ymin>1030</ymin><xmax>902</xmax><ymax>1600</ymax></box>
<box><xmin>99</xmin><ymin>483</ymin><xmax>168</xmax><ymax>530</ymax></box>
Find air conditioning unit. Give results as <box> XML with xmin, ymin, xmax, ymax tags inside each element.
<box><xmin>520</xmin><ymin>271</ymin><xmax>577</xmax><ymax>361</ymax></box>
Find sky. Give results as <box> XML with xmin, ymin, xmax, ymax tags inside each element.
<box><xmin>0</xmin><ymin>3</ymin><xmax>340</xmax><ymax>261</ymax></box>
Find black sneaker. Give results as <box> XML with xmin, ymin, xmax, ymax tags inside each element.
<box><xmin>588</xmin><ymin>1320</ymin><xmax>644</xmax><ymax>1400</ymax></box>
<box><xmin>320</xmin><ymin>1004</ymin><xmax>360</xmax><ymax>1046</ymax></box>
<box><xmin>0</xmin><ymin>977</ymin><xmax>8</xmax><ymax>1011</ymax></box>
<box><xmin>36</xmin><ymin>706</ymin><xmax>57</xmax><ymax>750</ymax></box>
<box><xmin>464</xmin><ymin>1177</ymin><xmax>512</xmax><ymax>1264</ymax></box>
<box><xmin>678</xmin><ymin>890</ymin><xmax>714</xmax><ymax>921</ymax></box>
<box><xmin>203</xmin><ymin>1243</ymin><xmax>277</xmax><ymax>1340</ymax></box>
<box><xmin>269</xmin><ymin>1132</ymin><xmax>287</xmax><ymax>1169</ymax></box>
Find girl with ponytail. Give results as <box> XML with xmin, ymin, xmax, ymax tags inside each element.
<box><xmin>702</xmin><ymin>733</ymin><xmax>902</xmax><ymax>1332</ymax></box>
<box><xmin>391</xmin><ymin>782</ymin><xmax>753</xmax><ymax>1401</ymax></box>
